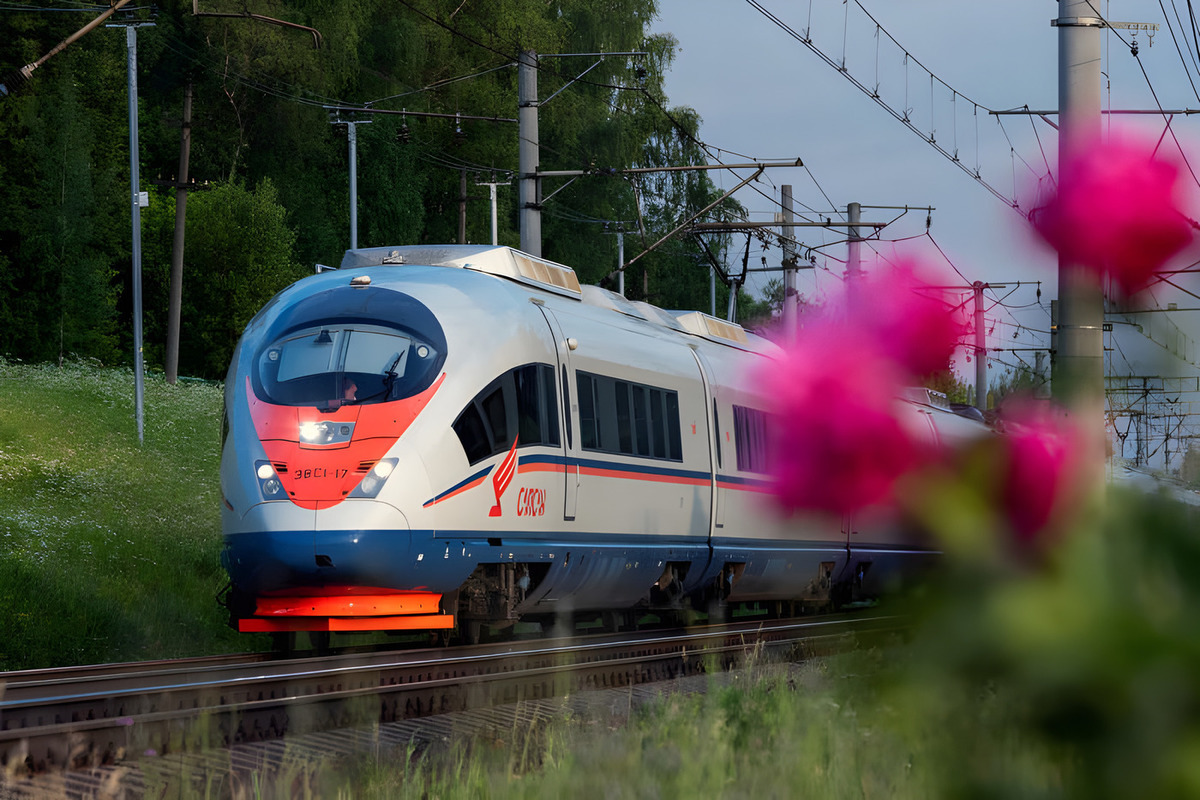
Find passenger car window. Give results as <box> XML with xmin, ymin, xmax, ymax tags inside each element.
<box><xmin>575</xmin><ymin>371</ymin><xmax>682</xmax><ymax>461</ymax></box>
<box><xmin>453</xmin><ymin>364</ymin><xmax>561</xmax><ymax>465</ymax></box>
<box><xmin>733</xmin><ymin>404</ymin><xmax>769</xmax><ymax>474</ymax></box>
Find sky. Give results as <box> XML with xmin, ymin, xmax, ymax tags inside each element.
<box><xmin>649</xmin><ymin>0</ymin><xmax>1200</xmax><ymax>376</ymax></box>
<box><xmin>648</xmin><ymin>0</ymin><xmax>1200</xmax><ymax>465</ymax></box>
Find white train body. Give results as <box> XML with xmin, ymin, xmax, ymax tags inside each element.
<box><xmin>219</xmin><ymin>245</ymin><xmax>982</xmax><ymax>635</ymax></box>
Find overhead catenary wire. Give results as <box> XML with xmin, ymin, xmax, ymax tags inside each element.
<box><xmin>1159</xmin><ymin>0</ymin><xmax>1200</xmax><ymax>102</ymax></box>
<box><xmin>745</xmin><ymin>0</ymin><xmax>1020</xmax><ymax>210</ymax></box>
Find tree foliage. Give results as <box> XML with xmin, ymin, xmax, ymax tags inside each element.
<box><xmin>0</xmin><ymin>0</ymin><xmax>755</xmax><ymax>379</ymax></box>
<box><xmin>990</xmin><ymin>361</ymin><xmax>1045</xmax><ymax>409</ymax></box>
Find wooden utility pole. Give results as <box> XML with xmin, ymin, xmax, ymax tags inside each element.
<box><xmin>166</xmin><ymin>81</ymin><xmax>192</xmax><ymax>385</ymax></box>
<box><xmin>458</xmin><ymin>169</ymin><xmax>468</xmax><ymax>244</ymax></box>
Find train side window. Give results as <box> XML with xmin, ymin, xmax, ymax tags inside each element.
<box><xmin>649</xmin><ymin>389</ymin><xmax>666</xmax><ymax>459</ymax></box>
<box><xmin>453</xmin><ymin>363</ymin><xmax>561</xmax><ymax>465</ymax></box>
<box><xmin>733</xmin><ymin>404</ymin><xmax>769</xmax><ymax>474</ymax></box>
<box><xmin>614</xmin><ymin>381</ymin><xmax>633</xmax><ymax>454</ymax></box>
<box><xmin>577</xmin><ymin>373</ymin><xmax>599</xmax><ymax>450</ymax></box>
<box><xmin>632</xmin><ymin>386</ymin><xmax>651</xmax><ymax>457</ymax></box>
<box><xmin>576</xmin><ymin>370</ymin><xmax>682</xmax><ymax>462</ymax></box>
<box><xmin>481</xmin><ymin>386</ymin><xmax>508</xmax><ymax>449</ymax></box>
<box><xmin>514</xmin><ymin>364</ymin><xmax>559</xmax><ymax>447</ymax></box>
<box><xmin>454</xmin><ymin>405</ymin><xmax>492</xmax><ymax>463</ymax></box>
<box><xmin>543</xmin><ymin>366</ymin><xmax>561</xmax><ymax>446</ymax></box>
<box><xmin>667</xmin><ymin>393</ymin><xmax>682</xmax><ymax>460</ymax></box>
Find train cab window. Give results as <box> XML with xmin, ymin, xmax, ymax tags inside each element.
<box><xmin>453</xmin><ymin>364</ymin><xmax>560</xmax><ymax>465</ymax></box>
<box><xmin>733</xmin><ymin>404</ymin><xmax>769</xmax><ymax>474</ymax></box>
<box><xmin>255</xmin><ymin>325</ymin><xmax>442</xmax><ymax>409</ymax></box>
<box><xmin>576</xmin><ymin>371</ymin><xmax>682</xmax><ymax>461</ymax></box>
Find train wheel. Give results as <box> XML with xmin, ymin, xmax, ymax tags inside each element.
<box><xmin>269</xmin><ymin>632</ymin><xmax>297</xmax><ymax>657</ymax></box>
<box><xmin>309</xmin><ymin>631</ymin><xmax>331</xmax><ymax>655</ymax></box>
<box><xmin>706</xmin><ymin>598</ymin><xmax>728</xmax><ymax>625</ymax></box>
<box><xmin>548</xmin><ymin>612</ymin><xmax>576</xmax><ymax>640</ymax></box>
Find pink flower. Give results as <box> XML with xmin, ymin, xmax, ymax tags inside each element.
<box><xmin>1031</xmin><ymin>137</ymin><xmax>1194</xmax><ymax>293</ymax></box>
<box><xmin>849</xmin><ymin>260</ymin><xmax>968</xmax><ymax>378</ymax></box>
<box><xmin>760</xmin><ymin>324</ymin><xmax>929</xmax><ymax>515</ymax></box>
<box><xmin>994</xmin><ymin>403</ymin><xmax>1085</xmax><ymax>545</ymax></box>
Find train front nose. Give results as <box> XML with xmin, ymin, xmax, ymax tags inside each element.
<box><xmin>310</xmin><ymin>501</ymin><xmax>415</xmax><ymax>589</ymax></box>
<box><xmin>222</xmin><ymin>500</ymin><xmax>454</xmax><ymax>634</ymax></box>
<box><xmin>222</xmin><ymin>500</ymin><xmax>412</xmax><ymax>596</ymax></box>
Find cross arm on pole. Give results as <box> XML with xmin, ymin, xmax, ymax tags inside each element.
<box><xmin>619</xmin><ymin>167</ymin><xmax>765</xmax><ymax>272</ymax></box>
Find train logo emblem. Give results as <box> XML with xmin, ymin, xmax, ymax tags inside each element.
<box><xmin>489</xmin><ymin>436</ymin><xmax>519</xmax><ymax>517</ymax></box>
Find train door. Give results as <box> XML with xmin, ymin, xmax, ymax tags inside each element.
<box><xmin>689</xmin><ymin>348</ymin><xmax>723</xmax><ymax>537</ymax></box>
<box><xmin>534</xmin><ymin>303</ymin><xmax>579</xmax><ymax>521</ymax></box>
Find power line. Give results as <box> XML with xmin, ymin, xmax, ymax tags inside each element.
<box><xmin>745</xmin><ymin>0</ymin><xmax>1019</xmax><ymax>210</ymax></box>
<box><xmin>1160</xmin><ymin>0</ymin><xmax>1200</xmax><ymax>101</ymax></box>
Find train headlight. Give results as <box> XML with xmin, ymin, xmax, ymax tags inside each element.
<box><xmin>298</xmin><ymin>420</ymin><xmax>355</xmax><ymax>446</ymax></box>
<box><xmin>351</xmin><ymin>458</ymin><xmax>398</xmax><ymax>499</ymax></box>
<box><xmin>299</xmin><ymin>421</ymin><xmax>334</xmax><ymax>444</ymax></box>
<box><xmin>254</xmin><ymin>460</ymin><xmax>285</xmax><ymax>499</ymax></box>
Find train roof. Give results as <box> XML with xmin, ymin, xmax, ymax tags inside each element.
<box><xmin>339</xmin><ymin>245</ymin><xmax>775</xmax><ymax>355</ymax></box>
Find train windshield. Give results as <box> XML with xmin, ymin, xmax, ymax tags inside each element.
<box><xmin>255</xmin><ymin>325</ymin><xmax>440</xmax><ymax>408</ymax></box>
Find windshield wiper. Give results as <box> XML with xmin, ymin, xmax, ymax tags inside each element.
<box><xmin>381</xmin><ymin>352</ymin><xmax>404</xmax><ymax>397</ymax></box>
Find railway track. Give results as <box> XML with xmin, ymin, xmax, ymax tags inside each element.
<box><xmin>0</xmin><ymin>612</ymin><xmax>902</xmax><ymax>786</ymax></box>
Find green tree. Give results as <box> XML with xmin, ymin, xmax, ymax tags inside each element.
<box><xmin>0</xmin><ymin>46</ymin><xmax>122</xmax><ymax>365</ymax></box>
<box><xmin>0</xmin><ymin>0</ymin><xmax>746</xmax><ymax>373</ymax></box>
<box><xmin>990</xmin><ymin>361</ymin><xmax>1045</xmax><ymax>409</ymax></box>
<box><xmin>925</xmin><ymin>365</ymin><xmax>974</xmax><ymax>407</ymax></box>
<box><xmin>175</xmin><ymin>179</ymin><xmax>306</xmax><ymax>378</ymax></box>
<box><xmin>1181</xmin><ymin>444</ymin><xmax>1200</xmax><ymax>488</ymax></box>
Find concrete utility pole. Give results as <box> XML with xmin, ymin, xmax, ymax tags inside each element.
<box><xmin>974</xmin><ymin>281</ymin><xmax>988</xmax><ymax>412</ymax></box>
<box><xmin>348</xmin><ymin>119</ymin><xmax>360</xmax><ymax>249</ymax></box>
<box><xmin>845</xmin><ymin>201</ymin><xmax>862</xmax><ymax>286</ymax></box>
<box><xmin>1053</xmin><ymin>2</ymin><xmax>1105</xmax><ymax>427</ymax></box>
<box><xmin>518</xmin><ymin>50</ymin><xmax>541</xmax><ymax>256</ymax></box>
<box><xmin>477</xmin><ymin>175</ymin><xmax>508</xmax><ymax>246</ymax></box>
<box><xmin>781</xmin><ymin>185</ymin><xmax>798</xmax><ymax>340</ymax></box>
<box><xmin>617</xmin><ymin>231</ymin><xmax>627</xmax><ymax>296</ymax></box>
<box><xmin>488</xmin><ymin>182</ymin><xmax>498</xmax><ymax>245</ymax></box>
<box><xmin>112</xmin><ymin>19</ymin><xmax>154</xmax><ymax>444</ymax></box>
<box><xmin>331</xmin><ymin>116</ymin><xmax>371</xmax><ymax>250</ymax></box>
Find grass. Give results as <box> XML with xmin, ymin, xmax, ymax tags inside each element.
<box><xmin>331</xmin><ymin>652</ymin><xmax>1064</xmax><ymax>799</ymax></box>
<box><xmin>0</xmin><ymin>357</ymin><xmax>250</xmax><ymax>669</ymax></box>
<box><xmin>130</xmin><ymin>648</ymin><xmax>1060</xmax><ymax>799</ymax></box>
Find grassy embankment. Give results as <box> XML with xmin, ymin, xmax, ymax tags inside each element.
<box><xmin>132</xmin><ymin>648</ymin><xmax>1056</xmax><ymax>799</ymax></box>
<box><xmin>0</xmin><ymin>358</ymin><xmax>252</xmax><ymax>669</ymax></box>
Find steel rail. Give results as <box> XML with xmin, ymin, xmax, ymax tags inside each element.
<box><xmin>0</xmin><ymin>613</ymin><xmax>902</xmax><ymax>776</ymax></box>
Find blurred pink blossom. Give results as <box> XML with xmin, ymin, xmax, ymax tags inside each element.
<box><xmin>994</xmin><ymin>403</ymin><xmax>1086</xmax><ymax>546</ymax></box>
<box><xmin>1031</xmin><ymin>137</ymin><xmax>1194</xmax><ymax>293</ymax></box>
<box><xmin>760</xmin><ymin>324</ymin><xmax>929</xmax><ymax>515</ymax></box>
<box><xmin>850</xmin><ymin>260</ymin><xmax>969</xmax><ymax>378</ymax></box>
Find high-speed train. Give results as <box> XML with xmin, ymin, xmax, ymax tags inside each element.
<box><xmin>218</xmin><ymin>245</ymin><xmax>985</xmax><ymax>640</ymax></box>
